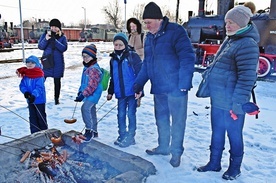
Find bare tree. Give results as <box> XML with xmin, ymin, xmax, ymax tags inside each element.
<box><xmin>79</xmin><ymin>19</ymin><xmax>91</xmax><ymax>29</ymax></box>
<box><xmin>131</xmin><ymin>3</ymin><xmax>146</xmax><ymax>20</ymax></box>
<box><xmin>102</xmin><ymin>0</ymin><xmax>122</xmax><ymax>29</ymax></box>
<box><xmin>129</xmin><ymin>2</ymin><xmax>183</xmax><ymax>25</ymax></box>
<box><xmin>163</xmin><ymin>7</ymin><xmax>176</xmax><ymax>23</ymax></box>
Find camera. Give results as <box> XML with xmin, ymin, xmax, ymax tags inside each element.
<box><xmin>47</xmin><ymin>30</ymin><xmax>51</xmax><ymax>36</ymax></box>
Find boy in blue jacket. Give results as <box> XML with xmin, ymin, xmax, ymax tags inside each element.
<box><xmin>17</xmin><ymin>55</ymin><xmax>48</xmax><ymax>134</ymax></box>
<box><xmin>106</xmin><ymin>33</ymin><xmax>142</xmax><ymax>147</ymax></box>
<box><xmin>75</xmin><ymin>44</ymin><xmax>103</xmax><ymax>142</ymax></box>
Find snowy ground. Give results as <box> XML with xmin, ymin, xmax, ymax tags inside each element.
<box><xmin>0</xmin><ymin>42</ymin><xmax>276</xmax><ymax>183</ymax></box>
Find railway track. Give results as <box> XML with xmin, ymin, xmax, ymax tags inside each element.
<box><xmin>0</xmin><ymin>46</ymin><xmax>38</xmax><ymax>53</ymax></box>
<box><xmin>0</xmin><ymin>58</ymin><xmax>30</xmax><ymax>64</ymax></box>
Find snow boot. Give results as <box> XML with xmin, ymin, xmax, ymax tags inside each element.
<box><xmin>93</xmin><ymin>131</ymin><xmax>98</xmax><ymax>138</ymax></box>
<box><xmin>119</xmin><ymin>133</ymin><xmax>135</xmax><ymax>148</ymax></box>
<box><xmin>145</xmin><ymin>146</ymin><xmax>170</xmax><ymax>155</ymax></box>
<box><xmin>114</xmin><ymin>135</ymin><xmax>125</xmax><ymax>145</ymax></box>
<box><xmin>83</xmin><ymin>129</ymin><xmax>93</xmax><ymax>142</ymax></box>
<box><xmin>222</xmin><ymin>154</ymin><xmax>243</xmax><ymax>180</ymax></box>
<box><xmin>170</xmin><ymin>154</ymin><xmax>181</xmax><ymax>167</ymax></box>
<box><xmin>197</xmin><ymin>146</ymin><xmax>223</xmax><ymax>172</ymax></box>
<box><xmin>55</xmin><ymin>98</ymin><xmax>60</xmax><ymax>105</ymax></box>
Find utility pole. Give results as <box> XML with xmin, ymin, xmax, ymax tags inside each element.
<box><xmin>82</xmin><ymin>7</ymin><xmax>86</xmax><ymax>30</ymax></box>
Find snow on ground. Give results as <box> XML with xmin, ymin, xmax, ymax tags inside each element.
<box><xmin>0</xmin><ymin>42</ymin><xmax>275</xmax><ymax>182</ymax></box>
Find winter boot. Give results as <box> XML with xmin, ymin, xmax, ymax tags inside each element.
<box><xmin>222</xmin><ymin>154</ymin><xmax>243</xmax><ymax>180</ymax></box>
<box><xmin>114</xmin><ymin>135</ymin><xmax>125</xmax><ymax>145</ymax></box>
<box><xmin>83</xmin><ymin>129</ymin><xmax>93</xmax><ymax>142</ymax></box>
<box><xmin>119</xmin><ymin>133</ymin><xmax>135</xmax><ymax>148</ymax></box>
<box><xmin>55</xmin><ymin>98</ymin><xmax>60</xmax><ymax>105</ymax></box>
<box><xmin>170</xmin><ymin>154</ymin><xmax>181</xmax><ymax>167</ymax></box>
<box><xmin>197</xmin><ymin>146</ymin><xmax>223</xmax><ymax>172</ymax></box>
<box><xmin>93</xmin><ymin>131</ymin><xmax>98</xmax><ymax>138</ymax></box>
<box><xmin>146</xmin><ymin>146</ymin><xmax>170</xmax><ymax>155</ymax></box>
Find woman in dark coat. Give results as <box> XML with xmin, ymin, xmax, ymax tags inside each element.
<box><xmin>197</xmin><ymin>4</ymin><xmax>260</xmax><ymax>180</ymax></box>
<box><xmin>38</xmin><ymin>18</ymin><xmax>68</xmax><ymax>105</ymax></box>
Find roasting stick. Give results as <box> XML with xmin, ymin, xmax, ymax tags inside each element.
<box><xmin>64</xmin><ymin>102</ymin><xmax>78</xmax><ymax>124</ymax></box>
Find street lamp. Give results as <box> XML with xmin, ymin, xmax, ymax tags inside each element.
<box><xmin>82</xmin><ymin>7</ymin><xmax>86</xmax><ymax>30</ymax></box>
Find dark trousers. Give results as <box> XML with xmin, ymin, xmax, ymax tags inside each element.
<box><xmin>45</xmin><ymin>77</ymin><xmax>61</xmax><ymax>99</ymax></box>
<box><xmin>28</xmin><ymin>103</ymin><xmax>48</xmax><ymax>134</ymax></box>
<box><xmin>54</xmin><ymin>77</ymin><xmax>61</xmax><ymax>99</ymax></box>
<box><xmin>210</xmin><ymin>106</ymin><xmax>245</xmax><ymax>157</ymax></box>
<box><xmin>117</xmin><ymin>96</ymin><xmax>137</xmax><ymax>137</ymax></box>
<box><xmin>154</xmin><ymin>93</ymin><xmax>188</xmax><ymax>156</ymax></box>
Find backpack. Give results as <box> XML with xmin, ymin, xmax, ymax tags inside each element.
<box><xmin>100</xmin><ymin>68</ymin><xmax>110</xmax><ymax>91</ymax></box>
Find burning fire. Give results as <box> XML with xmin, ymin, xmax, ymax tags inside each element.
<box><xmin>20</xmin><ymin>145</ymin><xmax>68</xmax><ymax>179</ymax></box>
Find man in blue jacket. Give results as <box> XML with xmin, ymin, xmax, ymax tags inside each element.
<box><xmin>134</xmin><ymin>2</ymin><xmax>195</xmax><ymax>167</ymax></box>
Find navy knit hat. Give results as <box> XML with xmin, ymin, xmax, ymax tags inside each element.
<box><xmin>113</xmin><ymin>32</ymin><xmax>128</xmax><ymax>48</ymax></box>
<box><xmin>142</xmin><ymin>2</ymin><xmax>163</xmax><ymax>19</ymax></box>
<box><xmin>26</xmin><ymin>55</ymin><xmax>42</xmax><ymax>68</ymax></box>
<box><xmin>49</xmin><ymin>18</ymin><xmax>62</xmax><ymax>30</ymax></box>
<box><xmin>82</xmin><ymin>44</ymin><xmax>97</xmax><ymax>59</ymax></box>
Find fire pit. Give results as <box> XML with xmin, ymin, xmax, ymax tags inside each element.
<box><xmin>0</xmin><ymin>129</ymin><xmax>156</xmax><ymax>182</ymax></box>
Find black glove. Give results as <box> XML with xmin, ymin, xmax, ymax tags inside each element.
<box><xmin>28</xmin><ymin>95</ymin><xmax>36</xmax><ymax>103</ymax></box>
<box><xmin>74</xmin><ymin>94</ymin><xmax>84</xmax><ymax>102</ymax></box>
<box><xmin>51</xmin><ymin>31</ymin><xmax>56</xmax><ymax>38</ymax></box>
<box><xmin>24</xmin><ymin>92</ymin><xmax>31</xmax><ymax>99</ymax></box>
<box><xmin>77</xmin><ymin>91</ymin><xmax>82</xmax><ymax>96</ymax></box>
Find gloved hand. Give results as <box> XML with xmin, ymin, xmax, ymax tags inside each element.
<box><xmin>229</xmin><ymin>110</ymin><xmax>238</xmax><ymax>120</ymax></box>
<box><xmin>230</xmin><ymin>102</ymin><xmax>245</xmax><ymax>120</ymax></box>
<box><xmin>74</xmin><ymin>94</ymin><xmax>84</xmax><ymax>102</ymax></box>
<box><xmin>51</xmin><ymin>31</ymin><xmax>56</xmax><ymax>38</ymax></box>
<box><xmin>106</xmin><ymin>94</ymin><xmax>113</xmax><ymax>101</ymax></box>
<box><xmin>77</xmin><ymin>91</ymin><xmax>82</xmax><ymax>96</ymax></box>
<box><xmin>24</xmin><ymin>92</ymin><xmax>31</xmax><ymax>99</ymax></box>
<box><xmin>232</xmin><ymin>103</ymin><xmax>244</xmax><ymax>115</ymax></box>
<box><xmin>28</xmin><ymin>95</ymin><xmax>36</xmax><ymax>103</ymax></box>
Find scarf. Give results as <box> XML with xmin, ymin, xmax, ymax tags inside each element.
<box><xmin>83</xmin><ymin>60</ymin><xmax>97</xmax><ymax>67</ymax></box>
<box><xmin>16</xmin><ymin>67</ymin><xmax>44</xmax><ymax>78</ymax></box>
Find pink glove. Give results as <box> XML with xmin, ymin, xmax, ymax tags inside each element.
<box><xmin>230</xmin><ymin>110</ymin><xmax>238</xmax><ymax>120</ymax></box>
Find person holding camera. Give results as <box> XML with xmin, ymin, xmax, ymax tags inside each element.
<box><xmin>38</xmin><ymin>18</ymin><xmax>68</xmax><ymax>105</ymax></box>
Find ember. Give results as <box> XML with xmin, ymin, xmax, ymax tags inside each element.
<box><xmin>15</xmin><ymin>145</ymin><xmax>121</xmax><ymax>182</ymax></box>
<box><xmin>0</xmin><ymin>129</ymin><xmax>156</xmax><ymax>182</ymax></box>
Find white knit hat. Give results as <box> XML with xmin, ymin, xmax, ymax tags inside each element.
<box><xmin>225</xmin><ymin>5</ymin><xmax>253</xmax><ymax>28</ymax></box>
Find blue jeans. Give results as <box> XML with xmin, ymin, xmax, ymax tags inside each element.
<box><xmin>211</xmin><ymin>107</ymin><xmax>245</xmax><ymax>157</ymax></box>
<box><xmin>117</xmin><ymin>96</ymin><xmax>137</xmax><ymax>137</ymax></box>
<box><xmin>81</xmin><ymin>101</ymin><xmax>97</xmax><ymax>131</ymax></box>
<box><xmin>154</xmin><ymin>93</ymin><xmax>188</xmax><ymax>156</ymax></box>
<box><xmin>28</xmin><ymin>103</ymin><xmax>48</xmax><ymax>134</ymax></box>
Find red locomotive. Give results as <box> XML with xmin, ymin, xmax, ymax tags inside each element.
<box><xmin>184</xmin><ymin>0</ymin><xmax>276</xmax><ymax>78</ymax></box>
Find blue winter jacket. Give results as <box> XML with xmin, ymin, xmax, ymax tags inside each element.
<box><xmin>38</xmin><ymin>33</ymin><xmax>68</xmax><ymax>78</ymax></box>
<box><xmin>78</xmin><ymin>63</ymin><xmax>103</xmax><ymax>104</ymax></box>
<box><xmin>135</xmin><ymin>16</ymin><xmax>195</xmax><ymax>95</ymax></box>
<box><xmin>208</xmin><ymin>23</ymin><xmax>260</xmax><ymax>114</ymax></box>
<box><xmin>108</xmin><ymin>49</ymin><xmax>142</xmax><ymax>99</ymax></box>
<box><xmin>19</xmin><ymin>76</ymin><xmax>46</xmax><ymax>104</ymax></box>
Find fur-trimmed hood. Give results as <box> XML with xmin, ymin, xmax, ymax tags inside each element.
<box><xmin>126</xmin><ymin>18</ymin><xmax>142</xmax><ymax>34</ymax></box>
